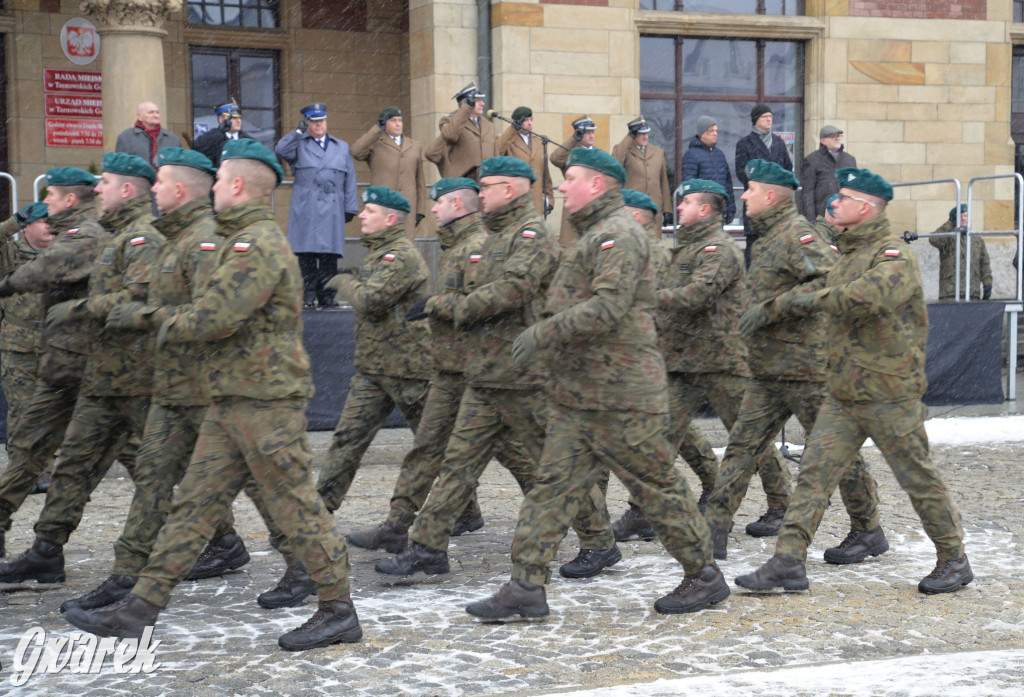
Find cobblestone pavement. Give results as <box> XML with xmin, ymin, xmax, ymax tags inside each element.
<box><xmin>1</xmin><ymin>414</ymin><xmax>1022</xmax><ymax>696</ymax></box>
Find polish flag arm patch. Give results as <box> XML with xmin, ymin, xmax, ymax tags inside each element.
<box><xmin>129</xmin><ymin>236</ymin><xmax>146</xmax><ymax>246</ymax></box>
<box><xmin>703</xmin><ymin>245</ymin><xmax>718</xmax><ymax>252</ymax></box>
<box><xmin>799</xmin><ymin>234</ymin><xmax>814</xmax><ymax>244</ymax></box>
<box><xmin>883</xmin><ymin>248</ymin><xmax>901</xmax><ymax>257</ymax></box>
<box><xmin>383</xmin><ymin>253</ymin><xmax>397</xmax><ymax>261</ymax></box>
<box><xmin>65</xmin><ymin>228</ymin><xmax>79</xmax><ymax>235</ymax></box>
<box><xmin>233</xmin><ymin>241</ymin><xmax>252</xmax><ymax>252</ymax></box>
<box><xmin>830</xmin><ymin>244</ymin><xmax>839</xmax><ymax>252</ymax></box>
<box><xmin>200</xmin><ymin>242</ymin><xmax>217</xmax><ymax>251</ymax></box>
<box><xmin>521</xmin><ymin>230</ymin><xmax>537</xmax><ymax>239</ymax></box>
<box><xmin>600</xmin><ymin>239</ymin><xmax>615</xmax><ymax>251</ymax></box>
<box><xmin>469</xmin><ymin>253</ymin><xmax>482</xmax><ymax>263</ymax></box>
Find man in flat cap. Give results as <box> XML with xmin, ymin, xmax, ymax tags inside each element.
<box><xmin>735</xmin><ymin>104</ymin><xmax>793</xmax><ymax>266</ymax></box>
<box><xmin>425</xmin><ymin>82</ymin><xmax>496</xmax><ymax>181</ymax></box>
<box><xmin>276</xmin><ymin>102</ymin><xmax>359</xmax><ymax>309</ymax></box>
<box><xmin>375</xmin><ymin>156</ymin><xmax>558</xmax><ymax>580</ymax></box>
<box><xmin>352</xmin><ymin>107</ymin><xmax>427</xmax><ymax>236</ymax></box>
<box><xmin>799</xmin><ymin>125</ymin><xmax>856</xmax><ymax>220</ymax></box>
<box><xmin>64</xmin><ymin>139</ymin><xmax>364</xmax><ymax>652</ymax></box>
<box><xmin>707</xmin><ymin>159</ymin><xmax>883</xmax><ymax>562</ymax></box>
<box><xmin>193</xmin><ymin>102</ymin><xmax>250</xmax><ymax>167</ymax></box>
<box><xmin>115</xmin><ymin>102</ymin><xmax>181</xmax><ymax>168</ymax></box>
<box><xmin>465</xmin><ymin>150</ymin><xmax>729</xmax><ymax>620</ymax></box>
<box><xmin>311</xmin><ymin>187</ymin><xmax>432</xmax><ymax>532</ymax></box>
<box><xmin>0</xmin><ymin>153</ymin><xmax>167</xmax><ymax>583</ymax></box>
<box><xmin>682</xmin><ymin>116</ymin><xmax>736</xmax><ymax>224</ymax></box>
<box><xmin>497</xmin><ymin>106</ymin><xmax>555</xmax><ymax>218</ymax></box>
<box><xmin>737</xmin><ymin>167</ymin><xmax>972</xmax><ymax>596</ymax></box>
<box><xmin>612</xmin><ymin>117</ymin><xmax>672</xmax><ymax>225</ymax></box>
<box><xmin>0</xmin><ymin>168</ymin><xmax>108</xmax><ymax>560</ymax></box>
<box><xmin>550</xmin><ymin>115</ymin><xmax>598</xmax><ymax>248</ymax></box>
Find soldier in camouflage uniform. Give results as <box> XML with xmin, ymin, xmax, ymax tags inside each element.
<box><xmin>736</xmin><ymin>167</ymin><xmax>972</xmax><ymax>595</ymax></box>
<box><xmin>64</xmin><ymin>139</ymin><xmax>363</xmax><ymax>651</ymax></box>
<box><xmin>59</xmin><ymin>148</ymin><xmax>258</xmax><ymax>614</ymax></box>
<box><xmin>375</xmin><ymin>156</ymin><xmax>564</xmax><ymax>578</ymax></box>
<box><xmin>922</xmin><ymin>205</ymin><xmax>992</xmax><ymax>301</ymax></box>
<box><xmin>707</xmin><ymin>159</ymin><xmax>884</xmax><ymax>562</ymax></box>
<box><xmin>466</xmin><ymin>149</ymin><xmax>729</xmax><ymax>619</ymax></box>
<box><xmin>0</xmin><ymin>168</ymin><xmax>112</xmax><ymax>575</ymax></box>
<box><xmin>345</xmin><ymin>178</ymin><xmax>532</xmax><ymax>554</ymax></box>
<box><xmin>0</xmin><ymin>153</ymin><xmax>166</xmax><ymax>585</ymax></box>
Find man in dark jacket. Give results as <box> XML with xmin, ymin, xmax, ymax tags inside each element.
<box><xmin>681</xmin><ymin>116</ymin><xmax>736</xmax><ymax>224</ymax></box>
<box><xmin>735</xmin><ymin>104</ymin><xmax>793</xmax><ymax>265</ymax></box>
<box><xmin>799</xmin><ymin>125</ymin><xmax>856</xmax><ymax>220</ymax></box>
<box><xmin>115</xmin><ymin>102</ymin><xmax>181</xmax><ymax>168</ymax></box>
<box><xmin>193</xmin><ymin>102</ymin><xmax>250</xmax><ymax>167</ymax></box>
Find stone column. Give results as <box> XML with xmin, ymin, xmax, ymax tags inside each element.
<box><xmin>82</xmin><ymin>0</ymin><xmax>182</xmax><ymax>150</ymax></box>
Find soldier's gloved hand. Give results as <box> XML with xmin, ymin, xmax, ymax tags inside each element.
<box><xmin>377</xmin><ymin>117</ymin><xmax>387</xmax><ymax>132</ymax></box>
<box><xmin>511</xmin><ymin>324</ymin><xmax>541</xmax><ymax>367</ymax></box>
<box><xmin>0</xmin><ymin>277</ymin><xmax>14</xmax><ymax>298</ymax></box>
<box><xmin>345</xmin><ymin>212</ymin><xmax>355</xmax><ymax>223</ymax></box>
<box><xmin>738</xmin><ymin>303</ymin><xmax>769</xmax><ymax>335</ymax></box>
<box><xmin>406</xmin><ymin>297</ymin><xmax>431</xmax><ymax>322</ymax></box>
<box><xmin>106</xmin><ymin>301</ymin><xmax>153</xmax><ymax>331</ymax></box>
<box><xmin>297</xmin><ymin>118</ymin><xmax>308</xmax><ymax>133</ymax></box>
<box><xmin>573</xmin><ymin>128</ymin><xmax>585</xmax><ymax>143</ymax></box>
<box><xmin>14</xmin><ymin>210</ymin><xmax>28</xmax><ymax>228</ymax></box>
<box><xmin>544</xmin><ymin>202</ymin><xmax>554</xmax><ymax>217</ymax></box>
<box><xmin>156</xmin><ymin>318</ymin><xmax>173</xmax><ymax>350</ymax></box>
<box><xmin>325</xmin><ymin>270</ymin><xmax>355</xmax><ymax>296</ymax></box>
<box><xmin>662</xmin><ymin>212</ymin><xmax>674</xmax><ymax>228</ymax></box>
<box><xmin>220</xmin><ymin>118</ymin><xmax>233</xmax><ymax>133</ymax></box>
<box><xmin>465</xmin><ymin>91</ymin><xmax>477</xmax><ymax>108</ymax></box>
<box><xmin>983</xmin><ymin>284</ymin><xmax>992</xmax><ymax>300</ymax></box>
<box><xmin>779</xmin><ymin>291</ymin><xmax>820</xmax><ymax>316</ymax></box>
<box><xmin>902</xmin><ymin>230</ymin><xmax>918</xmax><ymax>243</ymax></box>
<box><xmin>512</xmin><ymin>119</ymin><xmax>523</xmax><ymax>131</ymax></box>
<box><xmin>415</xmin><ymin>214</ymin><xmax>425</xmax><ymax>227</ymax></box>
<box><xmin>45</xmin><ymin>299</ymin><xmax>85</xmax><ymax>329</ymax></box>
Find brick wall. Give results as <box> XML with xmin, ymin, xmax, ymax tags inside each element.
<box><xmin>849</xmin><ymin>0</ymin><xmax>986</xmax><ymax>20</ymax></box>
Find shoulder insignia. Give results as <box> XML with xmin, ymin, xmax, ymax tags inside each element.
<box><xmin>830</xmin><ymin>244</ymin><xmax>839</xmax><ymax>252</ymax></box>
<box><xmin>703</xmin><ymin>245</ymin><xmax>718</xmax><ymax>252</ymax></box>
<box><xmin>600</xmin><ymin>239</ymin><xmax>615</xmax><ymax>251</ymax></box>
<box><xmin>383</xmin><ymin>253</ymin><xmax>397</xmax><ymax>261</ymax></box>
<box><xmin>521</xmin><ymin>230</ymin><xmax>537</xmax><ymax>239</ymax></box>
<box><xmin>65</xmin><ymin>228</ymin><xmax>79</xmax><ymax>235</ymax></box>
<box><xmin>200</xmin><ymin>242</ymin><xmax>217</xmax><ymax>251</ymax></box>
<box><xmin>469</xmin><ymin>253</ymin><xmax>482</xmax><ymax>263</ymax></box>
<box><xmin>129</xmin><ymin>236</ymin><xmax>146</xmax><ymax>246</ymax></box>
<box><xmin>883</xmin><ymin>248</ymin><xmax>901</xmax><ymax>257</ymax></box>
<box><xmin>799</xmin><ymin>234</ymin><xmax>814</xmax><ymax>244</ymax></box>
<box><xmin>233</xmin><ymin>241</ymin><xmax>252</xmax><ymax>252</ymax></box>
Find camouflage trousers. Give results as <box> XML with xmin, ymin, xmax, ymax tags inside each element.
<box><xmin>34</xmin><ymin>394</ymin><xmax>148</xmax><ymax>546</ymax></box>
<box><xmin>677</xmin><ymin>424</ymin><xmax>718</xmax><ymax>485</ymax></box>
<box><xmin>705</xmin><ymin>379</ymin><xmax>880</xmax><ymax>533</ymax></box>
<box><xmin>384</xmin><ymin>372</ymin><xmax>533</xmax><ymax>529</ymax></box>
<box><xmin>776</xmin><ymin>397</ymin><xmax>965</xmax><ymax>562</ymax></box>
<box><xmin>511</xmin><ymin>404</ymin><xmax>713</xmax><ymax>585</ymax></box>
<box><xmin>409</xmin><ymin>386</ymin><xmax>548</xmax><ymax>552</ymax></box>
<box><xmin>1</xmin><ymin>350</ymin><xmax>40</xmax><ymax>444</ymax></box>
<box><xmin>316</xmin><ymin>371</ymin><xmax>430</xmax><ymax>513</ymax></box>
<box><xmin>133</xmin><ymin>398</ymin><xmax>351</xmax><ymax>608</ymax></box>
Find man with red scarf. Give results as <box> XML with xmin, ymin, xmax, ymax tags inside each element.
<box><xmin>115</xmin><ymin>102</ymin><xmax>181</xmax><ymax>168</ymax></box>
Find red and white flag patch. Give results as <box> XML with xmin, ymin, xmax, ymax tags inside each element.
<box><xmin>600</xmin><ymin>239</ymin><xmax>615</xmax><ymax>251</ymax></box>
<box><xmin>799</xmin><ymin>234</ymin><xmax>814</xmax><ymax>244</ymax></box>
<box><xmin>469</xmin><ymin>254</ymin><xmax>482</xmax><ymax>263</ymax></box>
<box><xmin>522</xmin><ymin>230</ymin><xmax>537</xmax><ymax>239</ymax></box>
<box><xmin>129</xmin><ymin>236</ymin><xmax>146</xmax><ymax>246</ymax></box>
<box><xmin>65</xmin><ymin>228</ymin><xmax>79</xmax><ymax>235</ymax></box>
<box><xmin>703</xmin><ymin>245</ymin><xmax>718</xmax><ymax>252</ymax></box>
<box><xmin>883</xmin><ymin>248</ymin><xmax>901</xmax><ymax>257</ymax></box>
<box><xmin>200</xmin><ymin>242</ymin><xmax>217</xmax><ymax>251</ymax></box>
<box><xmin>383</xmin><ymin>253</ymin><xmax>396</xmax><ymax>261</ymax></box>
<box><xmin>830</xmin><ymin>244</ymin><xmax>839</xmax><ymax>252</ymax></box>
<box><xmin>233</xmin><ymin>241</ymin><xmax>251</xmax><ymax>252</ymax></box>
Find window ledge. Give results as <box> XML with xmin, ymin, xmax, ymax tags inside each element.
<box><xmin>183</xmin><ymin>24</ymin><xmax>289</xmax><ymax>49</ymax></box>
<box><xmin>1011</xmin><ymin>25</ymin><xmax>1024</xmax><ymax>43</ymax></box>
<box><xmin>636</xmin><ymin>11</ymin><xmax>825</xmax><ymax>40</ymax></box>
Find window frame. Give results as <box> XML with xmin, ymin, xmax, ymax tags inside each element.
<box><xmin>189</xmin><ymin>45</ymin><xmax>281</xmax><ymax>150</ymax></box>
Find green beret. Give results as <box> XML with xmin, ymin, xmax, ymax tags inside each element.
<box><xmin>380</xmin><ymin>106</ymin><xmax>401</xmax><ymax>122</ymax></box>
<box><xmin>155</xmin><ymin>147</ymin><xmax>216</xmax><ymax>174</ymax></box>
<box><xmin>44</xmin><ymin>167</ymin><xmax>95</xmax><ymax>188</ymax></box>
<box><xmin>621</xmin><ymin>189</ymin><xmax>658</xmax><ymax>214</ymax></box>
<box><xmin>949</xmin><ymin>204</ymin><xmax>967</xmax><ymax>223</ymax></box>
<box><xmin>361</xmin><ymin>186</ymin><xmax>410</xmax><ymax>213</ymax></box>
<box><xmin>745</xmin><ymin>158</ymin><xmax>798</xmax><ymax>190</ymax></box>
<box><xmin>102</xmin><ymin>152</ymin><xmax>156</xmax><ymax>183</ymax></box>
<box><xmin>480</xmin><ymin>156</ymin><xmax>536</xmax><ymax>182</ymax></box>
<box><xmin>511</xmin><ymin>106</ymin><xmax>532</xmax><ymax>122</ymax></box>
<box><xmin>19</xmin><ymin>202</ymin><xmax>48</xmax><ymax>226</ymax></box>
<box><xmin>836</xmin><ymin>167</ymin><xmax>893</xmax><ymax>202</ymax></box>
<box><xmin>221</xmin><ymin>138</ymin><xmax>284</xmax><ymax>185</ymax></box>
<box><xmin>565</xmin><ymin>148</ymin><xmax>626</xmax><ymax>185</ymax></box>
<box><xmin>676</xmin><ymin>178</ymin><xmax>728</xmax><ymax>199</ymax></box>
<box><xmin>430</xmin><ymin>177</ymin><xmax>479</xmax><ymax>200</ymax></box>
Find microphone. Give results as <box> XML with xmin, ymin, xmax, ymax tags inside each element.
<box><xmin>485</xmin><ymin>109</ymin><xmax>501</xmax><ymax>119</ymax></box>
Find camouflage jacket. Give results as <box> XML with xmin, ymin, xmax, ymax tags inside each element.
<box><xmin>331</xmin><ymin>222</ymin><xmax>431</xmax><ymax>380</ymax></box>
<box><xmin>81</xmin><ymin>196</ymin><xmax>165</xmax><ymax>396</ymax></box>
<box><xmin>819</xmin><ymin>214</ymin><xmax>928</xmax><ymax>403</ymax></box>
<box><xmin>5</xmin><ymin>205</ymin><xmax>109</xmax><ymax>385</ymax></box>
<box><xmin>536</xmin><ymin>190</ymin><xmax>667</xmax><ymax>413</ymax></box>
<box><xmin>161</xmin><ymin>197</ymin><xmax>314</xmax><ymax>401</ymax></box>
<box><xmin>929</xmin><ymin>219</ymin><xmax>992</xmax><ymax>300</ymax></box>
<box><xmin>642</xmin><ymin>221</ymin><xmax>674</xmax><ymax>355</ymax></box>
<box><xmin>436</xmin><ymin>193</ymin><xmax>558</xmax><ymax>390</ymax></box>
<box><xmin>146</xmin><ymin>199</ymin><xmax>222</xmax><ymax>406</ymax></box>
<box><xmin>659</xmin><ymin>215</ymin><xmax>748</xmax><ymax>376</ymax></box>
<box><xmin>0</xmin><ymin>236</ymin><xmax>45</xmax><ymax>353</ymax></box>
<box><xmin>428</xmin><ymin>212</ymin><xmax>488</xmax><ymax>375</ymax></box>
<box><xmin>745</xmin><ymin>201</ymin><xmax>834</xmax><ymax>382</ymax></box>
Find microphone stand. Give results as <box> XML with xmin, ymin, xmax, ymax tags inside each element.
<box><xmin>487</xmin><ymin>110</ymin><xmax>568</xmax><ymax>219</ymax></box>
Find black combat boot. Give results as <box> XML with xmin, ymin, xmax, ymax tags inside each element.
<box><xmin>823</xmin><ymin>526</ymin><xmax>889</xmax><ymax>565</ymax></box>
<box><xmin>697</xmin><ymin>486</ymin><xmax>714</xmax><ymax>514</ymax></box>
<box><xmin>654</xmin><ymin>565</ymin><xmax>731</xmax><ymax>614</ymax></box>
<box><xmin>465</xmin><ymin>579</ymin><xmax>549</xmax><ymax>619</ymax></box>
<box><xmin>735</xmin><ymin>554</ymin><xmax>809</xmax><ymax>591</ymax></box>
<box><xmin>745</xmin><ymin>506</ymin><xmax>787</xmax><ymax>537</ymax></box>
<box><xmin>710</xmin><ymin>525</ymin><xmax>728</xmax><ymax>560</ymax></box>
<box><xmin>0</xmin><ymin>539</ymin><xmax>65</xmax><ymax>583</ymax></box>
<box><xmin>60</xmin><ymin>574</ymin><xmax>137</xmax><ymax>613</ymax></box>
<box><xmin>450</xmin><ymin>512</ymin><xmax>484</xmax><ymax>537</ymax></box>
<box><xmin>558</xmin><ymin>545</ymin><xmax>622</xmax><ymax>579</ymax></box>
<box><xmin>63</xmin><ymin>593</ymin><xmax>160</xmax><ymax>639</ymax></box>
<box><xmin>257</xmin><ymin>563</ymin><xmax>317</xmax><ymax>609</ymax></box>
<box><xmin>918</xmin><ymin>554</ymin><xmax>973</xmax><ymax>594</ymax></box>
<box><xmin>375</xmin><ymin>543</ymin><xmax>450</xmax><ymax>576</ymax></box>
<box><xmin>278</xmin><ymin>597</ymin><xmax>363</xmax><ymax>651</ymax></box>
<box><xmin>185</xmin><ymin>529</ymin><xmax>250</xmax><ymax>580</ymax></box>
<box><xmin>346</xmin><ymin>521</ymin><xmax>408</xmax><ymax>554</ymax></box>
<box><xmin>611</xmin><ymin>505</ymin><xmax>656</xmax><ymax>542</ymax></box>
